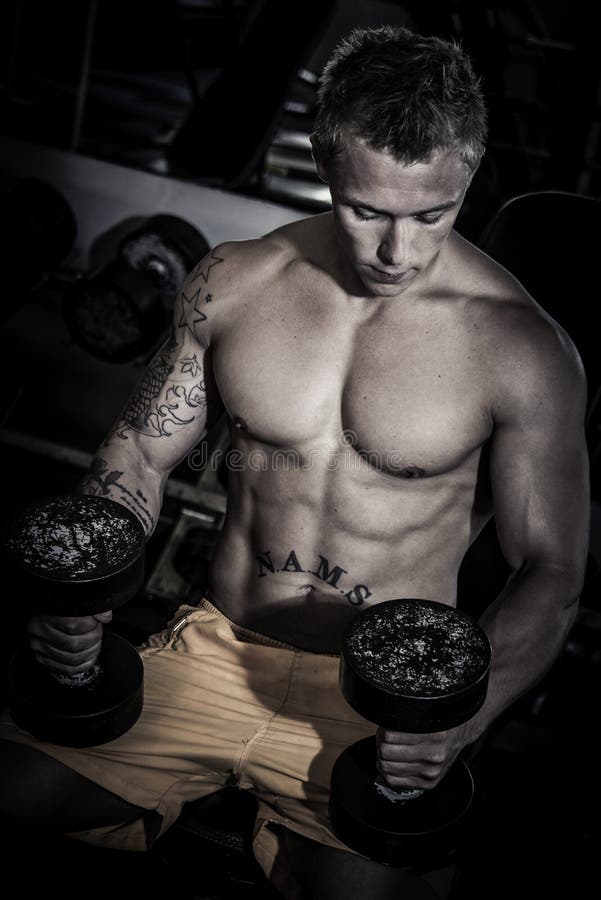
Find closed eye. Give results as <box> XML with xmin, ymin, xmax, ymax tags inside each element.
<box><xmin>352</xmin><ymin>207</ymin><xmax>380</xmax><ymax>221</ymax></box>
<box><xmin>414</xmin><ymin>213</ymin><xmax>444</xmax><ymax>225</ymax></box>
<box><xmin>351</xmin><ymin>206</ymin><xmax>447</xmax><ymax>225</ymax></box>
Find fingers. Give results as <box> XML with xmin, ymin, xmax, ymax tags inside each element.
<box><xmin>376</xmin><ymin>726</ymin><xmax>459</xmax><ymax>790</ymax></box>
<box><xmin>377</xmin><ymin>729</ymin><xmax>448</xmax><ymax>760</ymax></box>
<box><xmin>376</xmin><ymin>757</ymin><xmax>445</xmax><ymax>790</ymax></box>
<box><xmin>29</xmin><ymin>640</ymin><xmax>104</xmax><ymax>674</ymax></box>
<box><xmin>26</xmin><ymin>612</ymin><xmax>109</xmax><ymax>674</ymax></box>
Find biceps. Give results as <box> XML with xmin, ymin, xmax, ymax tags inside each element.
<box><xmin>108</xmin><ymin>328</ymin><xmax>213</xmax><ymax>470</ymax></box>
<box><xmin>491</xmin><ymin>421</ymin><xmax>589</xmax><ymax>572</ymax></box>
<box><xmin>120</xmin><ymin>333</ymin><xmax>207</xmax><ymax>432</ymax></box>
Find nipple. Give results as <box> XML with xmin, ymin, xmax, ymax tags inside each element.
<box><xmin>404</xmin><ymin>465</ymin><xmax>426</xmax><ymax>478</ymax></box>
<box><xmin>233</xmin><ymin>416</ymin><xmax>248</xmax><ymax>430</ymax></box>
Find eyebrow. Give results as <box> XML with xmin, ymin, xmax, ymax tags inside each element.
<box><xmin>342</xmin><ymin>196</ymin><xmax>459</xmax><ymax>216</ymax></box>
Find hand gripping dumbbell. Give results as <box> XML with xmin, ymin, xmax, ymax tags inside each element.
<box><xmin>329</xmin><ymin>598</ymin><xmax>491</xmax><ymax>868</ymax></box>
<box><xmin>2</xmin><ymin>494</ymin><xmax>146</xmax><ymax>747</ymax></box>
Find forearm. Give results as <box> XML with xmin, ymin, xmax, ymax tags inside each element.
<box><xmin>466</xmin><ymin>563</ymin><xmax>580</xmax><ymax>742</ymax></box>
<box><xmin>78</xmin><ymin>436</ymin><xmax>164</xmax><ymax>538</ymax></box>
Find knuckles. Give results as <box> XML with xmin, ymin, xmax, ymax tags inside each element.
<box><xmin>26</xmin><ymin>614</ymin><xmax>105</xmax><ymax>672</ymax></box>
<box><xmin>28</xmin><ymin>614</ymin><xmax>103</xmax><ymax>639</ymax></box>
<box><xmin>33</xmin><ymin>652</ymin><xmax>100</xmax><ymax>675</ymax></box>
<box><xmin>377</xmin><ymin>763</ymin><xmax>445</xmax><ymax>790</ymax></box>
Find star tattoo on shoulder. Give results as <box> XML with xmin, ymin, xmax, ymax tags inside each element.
<box><xmin>190</xmin><ymin>250</ymin><xmax>224</xmax><ymax>284</ymax></box>
<box><xmin>177</xmin><ymin>286</ymin><xmax>207</xmax><ymax>339</ymax></box>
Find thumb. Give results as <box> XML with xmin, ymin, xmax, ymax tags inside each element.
<box><xmin>93</xmin><ymin>611</ymin><xmax>113</xmax><ymax>624</ymax></box>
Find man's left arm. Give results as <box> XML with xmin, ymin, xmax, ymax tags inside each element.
<box><xmin>466</xmin><ymin>323</ymin><xmax>590</xmax><ymax>742</ymax></box>
<box><xmin>377</xmin><ymin>320</ymin><xmax>590</xmax><ymax>792</ymax></box>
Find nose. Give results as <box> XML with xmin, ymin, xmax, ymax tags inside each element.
<box><xmin>377</xmin><ymin>220</ymin><xmax>409</xmax><ymax>268</ymax></box>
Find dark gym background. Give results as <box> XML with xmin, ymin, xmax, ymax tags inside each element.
<box><xmin>0</xmin><ymin>2</ymin><xmax>599</xmax><ymax>898</ymax></box>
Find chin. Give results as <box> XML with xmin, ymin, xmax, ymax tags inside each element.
<box><xmin>362</xmin><ymin>273</ymin><xmax>415</xmax><ymax>298</ymax></box>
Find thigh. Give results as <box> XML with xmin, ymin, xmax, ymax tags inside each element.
<box><xmin>0</xmin><ymin>606</ymin><xmax>278</xmax><ymax>833</ymax></box>
<box><xmin>0</xmin><ymin>605</ymin><xmax>300</xmax><ymax>848</ymax></box>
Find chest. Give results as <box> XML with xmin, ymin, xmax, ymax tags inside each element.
<box><xmin>212</xmin><ymin>296</ymin><xmax>492</xmax><ymax>475</ymax></box>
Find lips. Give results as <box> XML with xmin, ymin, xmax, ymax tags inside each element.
<box><xmin>368</xmin><ymin>267</ymin><xmax>409</xmax><ymax>284</ymax></box>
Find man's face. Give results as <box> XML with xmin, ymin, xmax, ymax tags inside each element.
<box><xmin>321</xmin><ymin>133</ymin><xmax>473</xmax><ymax>298</ymax></box>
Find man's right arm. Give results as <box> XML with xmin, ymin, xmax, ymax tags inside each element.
<box><xmin>79</xmin><ymin>249</ymin><xmax>226</xmax><ymax>536</ymax></box>
<box><xmin>26</xmin><ymin>248</ymin><xmax>227</xmax><ymax>674</ymax></box>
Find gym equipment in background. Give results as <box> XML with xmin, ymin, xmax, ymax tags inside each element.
<box><xmin>63</xmin><ymin>213</ymin><xmax>209</xmax><ymax>362</ymax></box>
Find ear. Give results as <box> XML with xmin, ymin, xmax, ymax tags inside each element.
<box><xmin>464</xmin><ymin>158</ymin><xmax>481</xmax><ymax>189</ymax></box>
<box><xmin>310</xmin><ymin>135</ymin><xmax>329</xmax><ymax>184</ymax></box>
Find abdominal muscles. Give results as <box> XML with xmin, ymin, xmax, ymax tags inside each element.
<box><xmin>208</xmin><ymin>447</ymin><xmax>485</xmax><ymax>652</ymax></box>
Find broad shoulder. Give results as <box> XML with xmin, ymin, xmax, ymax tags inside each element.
<box><xmin>174</xmin><ymin>224</ymin><xmax>310</xmax><ymax>347</ymax></box>
<box><xmin>213</xmin><ymin>213</ymin><xmax>329</xmax><ymax>274</ymax></box>
<box><xmin>447</xmin><ymin>232</ymin><xmax>587</xmax><ymax>418</ymax></box>
<box><xmin>184</xmin><ymin>213</ymin><xmax>330</xmax><ymax>299</ymax></box>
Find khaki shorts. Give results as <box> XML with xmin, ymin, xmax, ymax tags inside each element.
<box><xmin>0</xmin><ymin>597</ymin><xmax>377</xmax><ymax>896</ymax></box>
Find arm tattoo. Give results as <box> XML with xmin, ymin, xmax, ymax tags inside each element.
<box><xmin>181</xmin><ymin>249</ymin><xmax>224</xmax><ymax>323</ymax></box>
<box><xmin>177</xmin><ymin>286</ymin><xmax>207</xmax><ymax>340</ymax></box>
<box><xmin>108</xmin><ymin>330</ymin><xmax>208</xmax><ymax>440</ymax></box>
<box><xmin>79</xmin><ymin>457</ymin><xmax>154</xmax><ymax>533</ymax></box>
<box><xmin>181</xmin><ymin>354</ymin><xmax>202</xmax><ymax>377</ymax></box>
<box><xmin>102</xmin><ymin>249</ymin><xmax>223</xmax><ymax>444</ymax></box>
<box><xmin>189</xmin><ymin>250</ymin><xmax>224</xmax><ymax>284</ymax></box>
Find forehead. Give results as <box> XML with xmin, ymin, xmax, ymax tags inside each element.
<box><xmin>331</xmin><ymin>134</ymin><xmax>471</xmax><ymax>213</ymax></box>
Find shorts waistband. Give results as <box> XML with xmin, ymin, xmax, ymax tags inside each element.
<box><xmin>197</xmin><ymin>595</ymin><xmax>314</xmax><ymax>653</ymax></box>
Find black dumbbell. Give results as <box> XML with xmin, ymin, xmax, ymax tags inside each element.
<box><xmin>329</xmin><ymin>598</ymin><xmax>491</xmax><ymax>868</ymax></box>
<box><xmin>62</xmin><ymin>214</ymin><xmax>209</xmax><ymax>363</ymax></box>
<box><xmin>2</xmin><ymin>494</ymin><xmax>146</xmax><ymax>747</ymax></box>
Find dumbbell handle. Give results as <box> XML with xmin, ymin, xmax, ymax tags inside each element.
<box><xmin>375</xmin><ymin>777</ymin><xmax>423</xmax><ymax>802</ymax></box>
<box><xmin>51</xmin><ymin>663</ymin><xmax>103</xmax><ymax>688</ymax></box>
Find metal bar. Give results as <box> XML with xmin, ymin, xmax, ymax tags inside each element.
<box><xmin>70</xmin><ymin>0</ymin><xmax>99</xmax><ymax>152</ymax></box>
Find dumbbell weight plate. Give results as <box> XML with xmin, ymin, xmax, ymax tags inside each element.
<box><xmin>329</xmin><ymin>735</ymin><xmax>474</xmax><ymax>867</ymax></box>
<box><xmin>2</xmin><ymin>494</ymin><xmax>146</xmax><ymax>746</ymax></box>
<box><xmin>3</xmin><ymin>494</ymin><xmax>146</xmax><ymax>615</ymax></box>
<box><xmin>8</xmin><ymin>631</ymin><xmax>144</xmax><ymax>747</ymax></box>
<box><xmin>340</xmin><ymin>599</ymin><xmax>492</xmax><ymax>732</ymax></box>
<box><xmin>62</xmin><ymin>258</ymin><xmax>165</xmax><ymax>363</ymax></box>
<box><xmin>119</xmin><ymin>214</ymin><xmax>209</xmax><ymax>308</ymax></box>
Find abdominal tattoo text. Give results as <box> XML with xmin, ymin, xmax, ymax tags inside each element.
<box><xmin>256</xmin><ymin>549</ymin><xmax>372</xmax><ymax>606</ymax></box>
